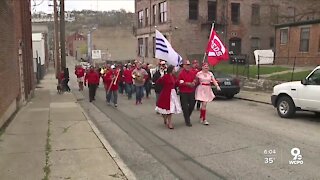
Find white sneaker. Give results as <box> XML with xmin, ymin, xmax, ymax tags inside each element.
<box><xmin>203</xmin><ymin>120</ymin><xmax>209</xmax><ymax>125</ymax></box>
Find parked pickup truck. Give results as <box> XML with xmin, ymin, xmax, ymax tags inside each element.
<box><xmin>271</xmin><ymin>66</ymin><xmax>320</xmax><ymax>118</ymax></box>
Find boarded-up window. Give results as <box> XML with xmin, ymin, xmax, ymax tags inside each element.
<box><xmin>270</xmin><ymin>37</ymin><xmax>275</xmax><ymax>49</ymax></box>
<box><xmin>189</xmin><ymin>0</ymin><xmax>198</xmax><ymax>20</ymax></box>
<box><xmin>231</xmin><ymin>3</ymin><xmax>240</xmax><ymax>24</ymax></box>
<box><xmin>251</xmin><ymin>4</ymin><xmax>260</xmax><ymax>25</ymax></box>
<box><xmin>208</xmin><ymin>0</ymin><xmax>217</xmax><ymax>22</ymax></box>
<box><xmin>251</xmin><ymin>37</ymin><xmax>260</xmax><ymax>50</ymax></box>
<box><xmin>270</xmin><ymin>5</ymin><xmax>279</xmax><ymax>24</ymax></box>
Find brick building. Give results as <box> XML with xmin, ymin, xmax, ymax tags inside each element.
<box><xmin>135</xmin><ymin>0</ymin><xmax>320</xmax><ymax>64</ymax></box>
<box><xmin>67</xmin><ymin>32</ymin><xmax>86</xmax><ymax>59</ymax></box>
<box><xmin>275</xmin><ymin>19</ymin><xmax>320</xmax><ymax>66</ymax></box>
<box><xmin>0</xmin><ymin>0</ymin><xmax>34</xmax><ymax>127</ymax></box>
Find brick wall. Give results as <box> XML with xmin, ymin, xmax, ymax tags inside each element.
<box><xmin>0</xmin><ymin>0</ymin><xmax>34</xmax><ymax>127</ymax></box>
<box><xmin>276</xmin><ymin>22</ymin><xmax>320</xmax><ymax>66</ymax></box>
<box><xmin>135</xmin><ymin>0</ymin><xmax>320</xmax><ymax>65</ymax></box>
<box><xmin>0</xmin><ymin>0</ymin><xmax>20</xmax><ymax>126</ymax></box>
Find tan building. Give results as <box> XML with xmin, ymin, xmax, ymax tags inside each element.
<box><xmin>91</xmin><ymin>26</ymin><xmax>136</xmax><ymax>63</ymax></box>
<box><xmin>275</xmin><ymin>19</ymin><xmax>320</xmax><ymax>66</ymax></box>
<box><xmin>135</xmin><ymin>0</ymin><xmax>320</xmax><ymax>64</ymax></box>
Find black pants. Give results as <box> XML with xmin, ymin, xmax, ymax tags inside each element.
<box><xmin>64</xmin><ymin>79</ymin><xmax>71</xmax><ymax>92</ymax></box>
<box><xmin>179</xmin><ymin>92</ymin><xmax>196</xmax><ymax>125</ymax></box>
<box><xmin>196</xmin><ymin>100</ymin><xmax>201</xmax><ymax>110</ymax></box>
<box><xmin>88</xmin><ymin>84</ymin><xmax>98</xmax><ymax>102</ymax></box>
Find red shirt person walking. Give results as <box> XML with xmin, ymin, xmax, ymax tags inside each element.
<box><xmin>75</xmin><ymin>65</ymin><xmax>85</xmax><ymax>91</ymax></box>
<box><xmin>177</xmin><ymin>60</ymin><xmax>197</xmax><ymax>127</ymax></box>
<box><xmin>123</xmin><ymin>63</ymin><xmax>134</xmax><ymax>99</ymax></box>
<box><xmin>103</xmin><ymin>65</ymin><xmax>120</xmax><ymax>107</ymax></box>
<box><xmin>84</xmin><ymin>66</ymin><xmax>100</xmax><ymax>102</ymax></box>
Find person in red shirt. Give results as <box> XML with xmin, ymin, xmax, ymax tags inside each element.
<box><xmin>103</xmin><ymin>65</ymin><xmax>120</xmax><ymax>107</ymax></box>
<box><xmin>177</xmin><ymin>60</ymin><xmax>197</xmax><ymax>127</ymax></box>
<box><xmin>75</xmin><ymin>65</ymin><xmax>85</xmax><ymax>91</ymax></box>
<box><xmin>84</xmin><ymin>66</ymin><xmax>100</xmax><ymax>102</ymax></box>
<box><xmin>191</xmin><ymin>60</ymin><xmax>201</xmax><ymax>110</ymax></box>
<box><xmin>155</xmin><ymin>65</ymin><xmax>182</xmax><ymax>129</ymax></box>
<box><xmin>123</xmin><ymin>63</ymin><xmax>134</xmax><ymax>99</ymax></box>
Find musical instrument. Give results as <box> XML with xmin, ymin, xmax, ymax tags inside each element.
<box><xmin>106</xmin><ymin>69</ymin><xmax>120</xmax><ymax>94</ymax></box>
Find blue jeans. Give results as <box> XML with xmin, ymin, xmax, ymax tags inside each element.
<box><xmin>125</xmin><ymin>83</ymin><xmax>133</xmax><ymax>99</ymax></box>
<box><xmin>135</xmin><ymin>86</ymin><xmax>144</xmax><ymax>102</ymax></box>
<box><xmin>106</xmin><ymin>90</ymin><xmax>118</xmax><ymax>105</ymax></box>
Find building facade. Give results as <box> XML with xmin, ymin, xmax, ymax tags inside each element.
<box><xmin>0</xmin><ymin>0</ymin><xmax>34</xmax><ymax>127</ymax></box>
<box><xmin>67</xmin><ymin>32</ymin><xmax>87</xmax><ymax>59</ymax></box>
<box><xmin>275</xmin><ymin>19</ymin><xmax>320</xmax><ymax>66</ymax></box>
<box><xmin>135</xmin><ymin>0</ymin><xmax>320</xmax><ymax>64</ymax></box>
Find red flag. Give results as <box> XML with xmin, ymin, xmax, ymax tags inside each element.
<box><xmin>206</xmin><ymin>29</ymin><xmax>229</xmax><ymax>66</ymax></box>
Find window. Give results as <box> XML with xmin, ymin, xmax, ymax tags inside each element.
<box><xmin>207</xmin><ymin>0</ymin><xmax>217</xmax><ymax>22</ymax></box>
<box><xmin>280</xmin><ymin>29</ymin><xmax>288</xmax><ymax>45</ymax></box>
<box><xmin>138</xmin><ymin>38</ymin><xmax>143</xmax><ymax>56</ymax></box>
<box><xmin>251</xmin><ymin>37</ymin><xmax>260</xmax><ymax>51</ymax></box>
<box><xmin>152</xmin><ymin>4</ymin><xmax>157</xmax><ymax>25</ymax></box>
<box><xmin>145</xmin><ymin>8</ymin><xmax>149</xmax><ymax>26</ymax></box>
<box><xmin>251</xmin><ymin>4</ymin><xmax>260</xmax><ymax>25</ymax></box>
<box><xmin>270</xmin><ymin>6</ymin><xmax>279</xmax><ymax>24</ymax></box>
<box><xmin>307</xmin><ymin>69</ymin><xmax>320</xmax><ymax>85</ymax></box>
<box><xmin>270</xmin><ymin>37</ymin><xmax>275</xmax><ymax>49</ymax></box>
<box><xmin>145</xmin><ymin>37</ymin><xmax>148</xmax><ymax>57</ymax></box>
<box><xmin>159</xmin><ymin>1</ymin><xmax>167</xmax><ymax>23</ymax></box>
<box><xmin>299</xmin><ymin>27</ymin><xmax>310</xmax><ymax>52</ymax></box>
<box><xmin>231</xmin><ymin>3</ymin><xmax>240</xmax><ymax>24</ymax></box>
<box><xmin>189</xmin><ymin>0</ymin><xmax>198</xmax><ymax>20</ymax></box>
<box><xmin>288</xmin><ymin>7</ymin><xmax>295</xmax><ymax>22</ymax></box>
<box><xmin>138</xmin><ymin>10</ymin><xmax>144</xmax><ymax>28</ymax></box>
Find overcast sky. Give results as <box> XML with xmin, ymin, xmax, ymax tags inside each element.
<box><xmin>31</xmin><ymin>0</ymin><xmax>135</xmax><ymax>14</ymax></box>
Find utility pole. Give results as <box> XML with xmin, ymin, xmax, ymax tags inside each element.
<box><xmin>60</xmin><ymin>0</ymin><xmax>66</xmax><ymax>69</ymax></box>
<box><xmin>53</xmin><ymin>0</ymin><xmax>60</xmax><ymax>78</ymax></box>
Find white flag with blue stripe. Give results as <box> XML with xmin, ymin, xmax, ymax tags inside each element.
<box><xmin>155</xmin><ymin>30</ymin><xmax>182</xmax><ymax>67</ymax></box>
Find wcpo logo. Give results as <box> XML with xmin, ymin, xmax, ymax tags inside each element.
<box><xmin>289</xmin><ymin>148</ymin><xmax>303</xmax><ymax>165</ymax></box>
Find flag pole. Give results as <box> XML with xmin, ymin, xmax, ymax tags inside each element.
<box><xmin>202</xmin><ymin>22</ymin><xmax>215</xmax><ymax>63</ymax></box>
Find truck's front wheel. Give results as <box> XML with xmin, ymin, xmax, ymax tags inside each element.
<box><xmin>277</xmin><ymin>96</ymin><xmax>296</xmax><ymax>118</ymax></box>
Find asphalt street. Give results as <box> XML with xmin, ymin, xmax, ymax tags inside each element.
<box><xmin>68</xmin><ymin>62</ymin><xmax>320</xmax><ymax>180</ymax></box>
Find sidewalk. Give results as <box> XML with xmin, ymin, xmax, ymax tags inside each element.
<box><xmin>0</xmin><ymin>66</ymin><xmax>127</xmax><ymax>179</ymax></box>
<box><xmin>235</xmin><ymin>90</ymin><xmax>271</xmax><ymax>104</ymax></box>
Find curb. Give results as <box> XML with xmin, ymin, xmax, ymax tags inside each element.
<box><xmin>79</xmin><ymin>103</ymin><xmax>137</xmax><ymax>180</ymax></box>
<box><xmin>234</xmin><ymin>96</ymin><xmax>271</xmax><ymax>105</ymax></box>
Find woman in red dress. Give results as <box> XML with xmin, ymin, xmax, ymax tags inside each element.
<box><xmin>155</xmin><ymin>65</ymin><xmax>182</xmax><ymax>129</ymax></box>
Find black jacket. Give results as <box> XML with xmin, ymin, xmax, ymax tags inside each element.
<box><xmin>152</xmin><ymin>70</ymin><xmax>163</xmax><ymax>93</ymax></box>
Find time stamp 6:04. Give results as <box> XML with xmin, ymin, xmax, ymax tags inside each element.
<box><xmin>264</xmin><ymin>149</ymin><xmax>277</xmax><ymax>164</ymax></box>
